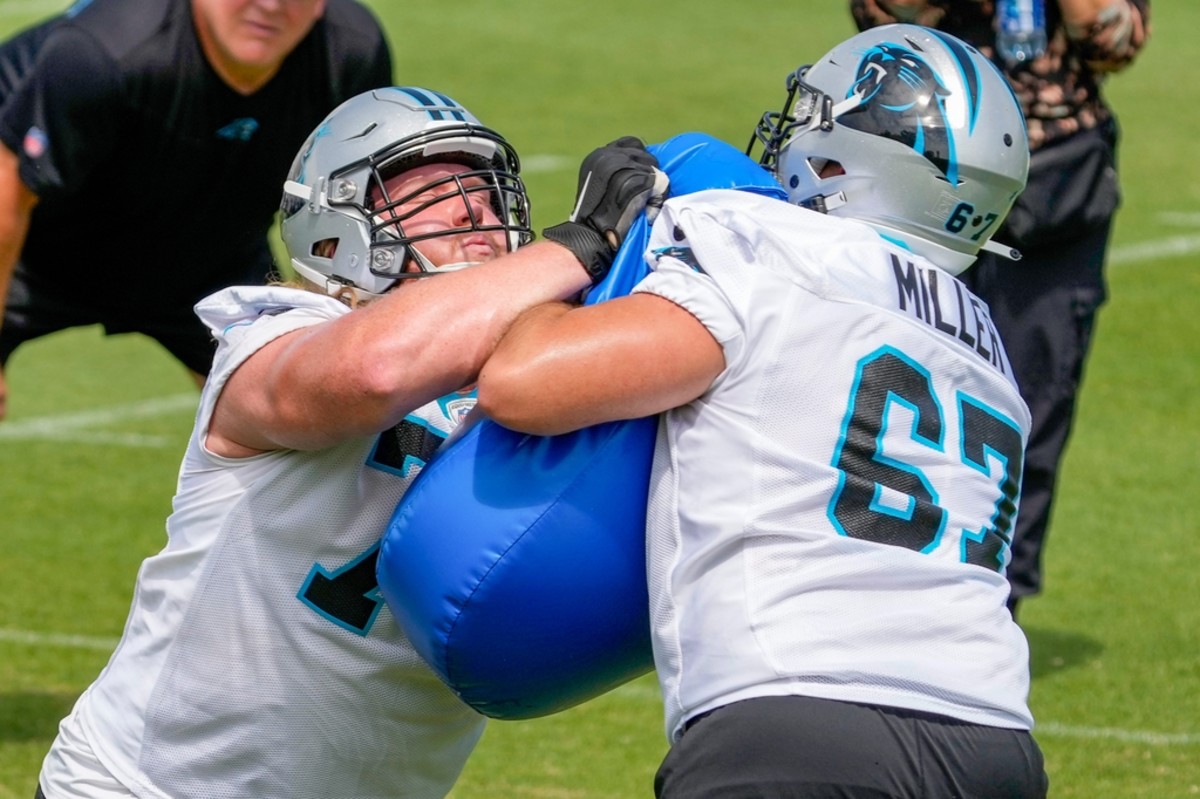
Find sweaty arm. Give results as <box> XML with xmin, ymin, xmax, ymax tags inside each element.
<box><xmin>475</xmin><ymin>292</ymin><xmax>725</xmax><ymax>437</ymax></box>
<box><xmin>207</xmin><ymin>241</ymin><xmax>592</xmax><ymax>456</ymax></box>
<box><xmin>208</xmin><ymin>136</ymin><xmax>666</xmax><ymax>455</ymax></box>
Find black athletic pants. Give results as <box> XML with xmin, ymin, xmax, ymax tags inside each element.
<box><xmin>655</xmin><ymin>695</ymin><xmax>1048</xmax><ymax>798</ymax></box>
<box><xmin>963</xmin><ymin>221</ymin><xmax>1110</xmax><ymax>602</ymax></box>
<box><xmin>961</xmin><ymin>121</ymin><xmax>1119</xmax><ymax>604</ymax></box>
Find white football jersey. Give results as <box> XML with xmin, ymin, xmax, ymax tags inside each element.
<box><xmin>634</xmin><ymin>191</ymin><xmax>1034</xmax><ymax>742</ymax></box>
<box><xmin>41</xmin><ymin>286</ymin><xmax>483</xmax><ymax>799</ymax></box>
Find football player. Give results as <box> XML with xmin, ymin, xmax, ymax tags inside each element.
<box><xmin>34</xmin><ymin>87</ymin><xmax>662</xmax><ymax>799</ymax></box>
<box><xmin>476</xmin><ymin>25</ymin><xmax>1049</xmax><ymax>798</ymax></box>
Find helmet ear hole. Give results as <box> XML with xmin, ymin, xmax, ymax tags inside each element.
<box><xmin>312</xmin><ymin>238</ymin><xmax>338</xmax><ymax>258</ymax></box>
<box><xmin>818</xmin><ymin>159</ymin><xmax>845</xmax><ymax>179</ymax></box>
<box><xmin>807</xmin><ymin>158</ymin><xmax>846</xmax><ymax>180</ymax></box>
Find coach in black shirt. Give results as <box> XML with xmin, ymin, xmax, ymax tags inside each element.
<box><xmin>0</xmin><ymin>0</ymin><xmax>392</xmax><ymax>419</ymax></box>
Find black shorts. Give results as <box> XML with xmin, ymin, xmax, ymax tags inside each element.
<box><xmin>655</xmin><ymin>695</ymin><xmax>1048</xmax><ymax>799</ymax></box>
<box><xmin>1</xmin><ymin>268</ymin><xmax>218</xmax><ymax>376</ymax></box>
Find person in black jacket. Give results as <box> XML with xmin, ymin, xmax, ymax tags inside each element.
<box><xmin>0</xmin><ymin>0</ymin><xmax>392</xmax><ymax>419</ymax></box>
<box><xmin>851</xmin><ymin>0</ymin><xmax>1151</xmax><ymax>617</ymax></box>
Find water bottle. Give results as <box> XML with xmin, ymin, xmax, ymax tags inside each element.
<box><xmin>995</xmin><ymin>0</ymin><xmax>1047</xmax><ymax>65</ymax></box>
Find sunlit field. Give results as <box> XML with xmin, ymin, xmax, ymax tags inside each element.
<box><xmin>2</xmin><ymin>1</ymin><xmax>1197</xmax><ymax>796</ymax></box>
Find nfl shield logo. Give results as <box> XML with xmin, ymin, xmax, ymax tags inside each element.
<box><xmin>22</xmin><ymin>127</ymin><xmax>47</xmax><ymax>158</ymax></box>
<box><xmin>442</xmin><ymin>396</ymin><xmax>476</xmax><ymax>426</ymax></box>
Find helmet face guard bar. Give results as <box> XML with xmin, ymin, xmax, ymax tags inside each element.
<box><xmin>749</xmin><ymin>65</ymin><xmax>872</xmax><ymax>172</ymax></box>
<box><xmin>280</xmin><ymin>88</ymin><xmax>537</xmax><ymax>298</ymax></box>
<box><xmin>320</xmin><ymin>125</ymin><xmax>533</xmax><ymax>280</ymax></box>
<box><xmin>366</xmin><ymin>167</ymin><xmax>532</xmax><ymax>280</ymax></box>
<box><xmin>748</xmin><ymin>66</ymin><xmax>824</xmax><ymax>170</ymax></box>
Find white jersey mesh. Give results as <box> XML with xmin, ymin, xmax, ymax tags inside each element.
<box><xmin>634</xmin><ymin>191</ymin><xmax>1034</xmax><ymax>743</ymax></box>
<box><xmin>47</xmin><ymin>286</ymin><xmax>483</xmax><ymax>799</ymax></box>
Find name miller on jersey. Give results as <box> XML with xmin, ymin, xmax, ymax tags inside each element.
<box><xmin>888</xmin><ymin>253</ymin><xmax>1007</xmax><ymax>374</ymax></box>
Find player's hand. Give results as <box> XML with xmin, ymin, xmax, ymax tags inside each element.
<box><xmin>0</xmin><ymin>364</ymin><xmax>8</xmax><ymax>421</ymax></box>
<box><xmin>543</xmin><ymin>137</ymin><xmax>668</xmax><ymax>285</ymax></box>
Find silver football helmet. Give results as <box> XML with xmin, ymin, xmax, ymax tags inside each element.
<box><xmin>749</xmin><ymin>24</ymin><xmax>1029</xmax><ymax>275</ymax></box>
<box><xmin>280</xmin><ymin>87</ymin><xmax>532</xmax><ymax>298</ymax></box>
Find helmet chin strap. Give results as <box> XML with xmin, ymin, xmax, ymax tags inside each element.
<box><xmin>290</xmin><ymin>259</ymin><xmax>387</xmax><ymax>305</ymax></box>
<box><xmin>979</xmin><ymin>238</ymin><xmax>1023</xmax><ymax>261</ymax></box>
<box><xmin>405</xmin><ymin>241</ymin><xmax>482</xmax><ymax>276</ymax></box>
<box><xmin>798</xmin><ymin>190</ymin><xmax>848</xmax><ymax>214</ymax></box>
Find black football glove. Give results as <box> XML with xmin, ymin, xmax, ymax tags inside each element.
<box><xmin>543</xmin><ymin>136</ymin><xmax>668</xmax><ymax>285</ymax></box>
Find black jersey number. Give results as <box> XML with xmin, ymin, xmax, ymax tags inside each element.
<box><xmin>298</xmin><ymin>417</ymin><xmax>446</xmax><ymax>635</ymax></box>
<box><xmin>827</xmin><ymin>347</ymin><xmax>1022</xmax><ymax>571</ymax></box>
<box><xmin>297</xmin><ymin>543</ymin><xmax>383</xmax><ymax>635</ymax></box>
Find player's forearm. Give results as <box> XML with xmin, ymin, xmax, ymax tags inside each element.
<box><xmin>475</xmin><ymin>302</ymin><xmax>586</xmax><ymax>435</ymax></box>
<box><xmin>220</xmin><ymin>241</ymin><xmax>593</xmax><ymax>452</ymax></box>
<box><xmin>477</xmin><ymin>293</ymin><xmax>724</xmax><ymax>437</ymax></box>
<box><xmin>336</xmin><ymin>241</ymin><xmax>590</xmax><ymax>419</ymax></box>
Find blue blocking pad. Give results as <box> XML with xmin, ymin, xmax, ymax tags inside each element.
<box><xmin>376</xmin><ymin>133</ymin><xmax>784</xmax><ymax>719</ymax></box>
<box><xmin>379</xmin><ymin>415</ymin><xmax>658</xmax><ymax>719</ymax></box>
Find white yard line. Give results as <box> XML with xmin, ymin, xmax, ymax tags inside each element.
<box><xmin>1034</xmin><ymin>721</ymin><xmax>1200</xmax><ymax>746</ymax></box>
<box><xmin>520</xmin><ymin>154</ymin><xmax>574</xmax><ymax>173</ymax></box>
<box><xmin>0</xmin><ymin>393</ymin><xmax>196</xmax><ymax>447</ymax></box>
<box><xmin>0</xmin><ymin>627</ymin><xmax>119</xmax><ymax>652</ymax></box>
<box><xmin>1110</xmin><ymin>233</ymin><xmax>1200</xmax><ymax>266</ymax></box>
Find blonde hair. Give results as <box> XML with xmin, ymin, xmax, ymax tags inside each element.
<box><xmin>267</xmin><ymin>270</ymin><xmax>365</xmax><ymax>309</ymax></box>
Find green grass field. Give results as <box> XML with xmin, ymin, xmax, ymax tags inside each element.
<box><xmin>2</xmin><ymin>1</ymin><xmax>1198</xmax><ymax>796</ymax></box>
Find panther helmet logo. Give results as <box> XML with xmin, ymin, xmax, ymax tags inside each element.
<box><xmin>839</xmin><ymin>42</ymin><xmax>964</xmax><ymax>185</ymax></box>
